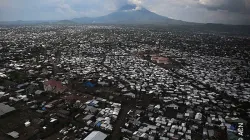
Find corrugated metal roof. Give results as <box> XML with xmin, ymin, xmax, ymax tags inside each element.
<box><xmin>84</xmin><ymin>131</ymin><xmax>107</xmax><ymax>140</ymax></box>
<box><xmin>0</xmin><ymin>103</ymin><xmax>15</xmax><ymax>116</ymax></box>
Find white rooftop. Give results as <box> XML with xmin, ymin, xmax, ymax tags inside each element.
<box><xmin>84</xmin><ymin>131</ymin><xmax>107</xmax><ymax>140</ymax></box>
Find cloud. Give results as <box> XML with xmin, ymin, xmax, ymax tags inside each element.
<box><xmin>128</xmin><ymin>0</ymin><xmax>144</xmax><ymax>5</ymax></box>
<box><xmin>142</xmin><ymin>0</ymin><xmax>250</xmax><ymax>24</ymax></box>
<box><xmin>199</xmin><ymin>0</ymin><xmax>224</xmax><ymax>7</ymax></box>
<box><xmin>55</xmin><ymin>1</ymin><xmax>78</xmax><ymax>18</ymax></box>
<box><xmin>199</xmin><ymin>0</ymin><xmax>250</xmax><ymax>14</ymax></box>
<box><xmin>0</xmin><ymin>0</ymin><xmax>249</xmax><ymax>24</ymax></box>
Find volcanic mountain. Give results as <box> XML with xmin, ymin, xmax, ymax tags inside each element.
<box><xmin>72</xmin><ymin>4</ymin><xmax>191</xmax><ymax>25</ymax></box>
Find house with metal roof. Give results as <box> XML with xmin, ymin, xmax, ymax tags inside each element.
<box><xmin>0</xmin><ymin>103</ymin><xmax>16</xmax><ymax>117</ymax></box>
<box><xmin>43</xmin><ymin>80</ymin><xmax>67</xmax><ymax>94</ymax></box>
<box><xmin>84</xmin><ymin>131</ymin><xmax>107</xmax><ymax>140</ymax></box>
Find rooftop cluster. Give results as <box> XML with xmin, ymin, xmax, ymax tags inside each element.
<box><xmin>0</xmin><ymin>25</ymin><xmax>249</xmax><ymax>140</ymax></box>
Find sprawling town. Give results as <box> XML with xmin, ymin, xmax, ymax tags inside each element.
<box><xmin>0</xmin><ymin>25</ymin><xmax>249</xmax><ymax>140</ymax></box>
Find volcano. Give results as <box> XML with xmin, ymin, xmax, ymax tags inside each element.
<box><xmin>72</xmin><ymin>4</ymin><xmax>191</xmax><ymax>25</ymax></box>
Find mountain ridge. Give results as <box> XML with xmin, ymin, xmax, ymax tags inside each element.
<box><xmin>71</xmin><ymin>4</ymin><xmax>192</xmax><ymax>25</ymax></box>
<box><xmin>0</xmin><ymin>4</ymin><xmax>249</xmax><ymax>27</ymax></box>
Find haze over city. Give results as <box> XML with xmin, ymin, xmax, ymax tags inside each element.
<box><xmin>0</xmin><ymin>0</ymin><xmax>250</xmax><ymax>25</ymax></box>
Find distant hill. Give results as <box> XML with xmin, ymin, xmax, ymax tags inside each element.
<box><xmin>0</xmin><ymin>20</ymin><xmax>54</xmax><ymax>25</ymax></box>
<box><xmin>72</xmin><ymin>4</ymin><xmax>193</xmax><ymax>25</ymax></box>
<box><xmin>0</xmin><ymin>20</ymin><xmax>45</xmax><ymax>25</ymax></box>
<box><xmin>0</xmin><ymin>20</ymin><xmax>75</xmax><ymax>26</ymax></box>
<box><xmin>55</xmin><ymin>20</ymin><xmax>76</xmax><ymax>25</ymax></box>
<box><xmin>0</xmin><ymin>4</ymin><xmax>249</xmax><ymax>35</ymax></box>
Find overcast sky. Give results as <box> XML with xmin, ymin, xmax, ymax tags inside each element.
<box><xmin>0</xmin><ymin>0</ymin><xmax>250</xmax><ymax>25</ymax></box>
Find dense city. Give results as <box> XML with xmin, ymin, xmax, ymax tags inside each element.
<box><xmin>0</xmin><ymin>25</ymin><xmax>249</xmax><ymax>140</ymax></box>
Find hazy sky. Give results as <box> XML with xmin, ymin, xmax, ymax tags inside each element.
<box><xmin>0</xmin><ymin>0</ymin><xmax>250</xmax><ymax>24</ymax></box>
